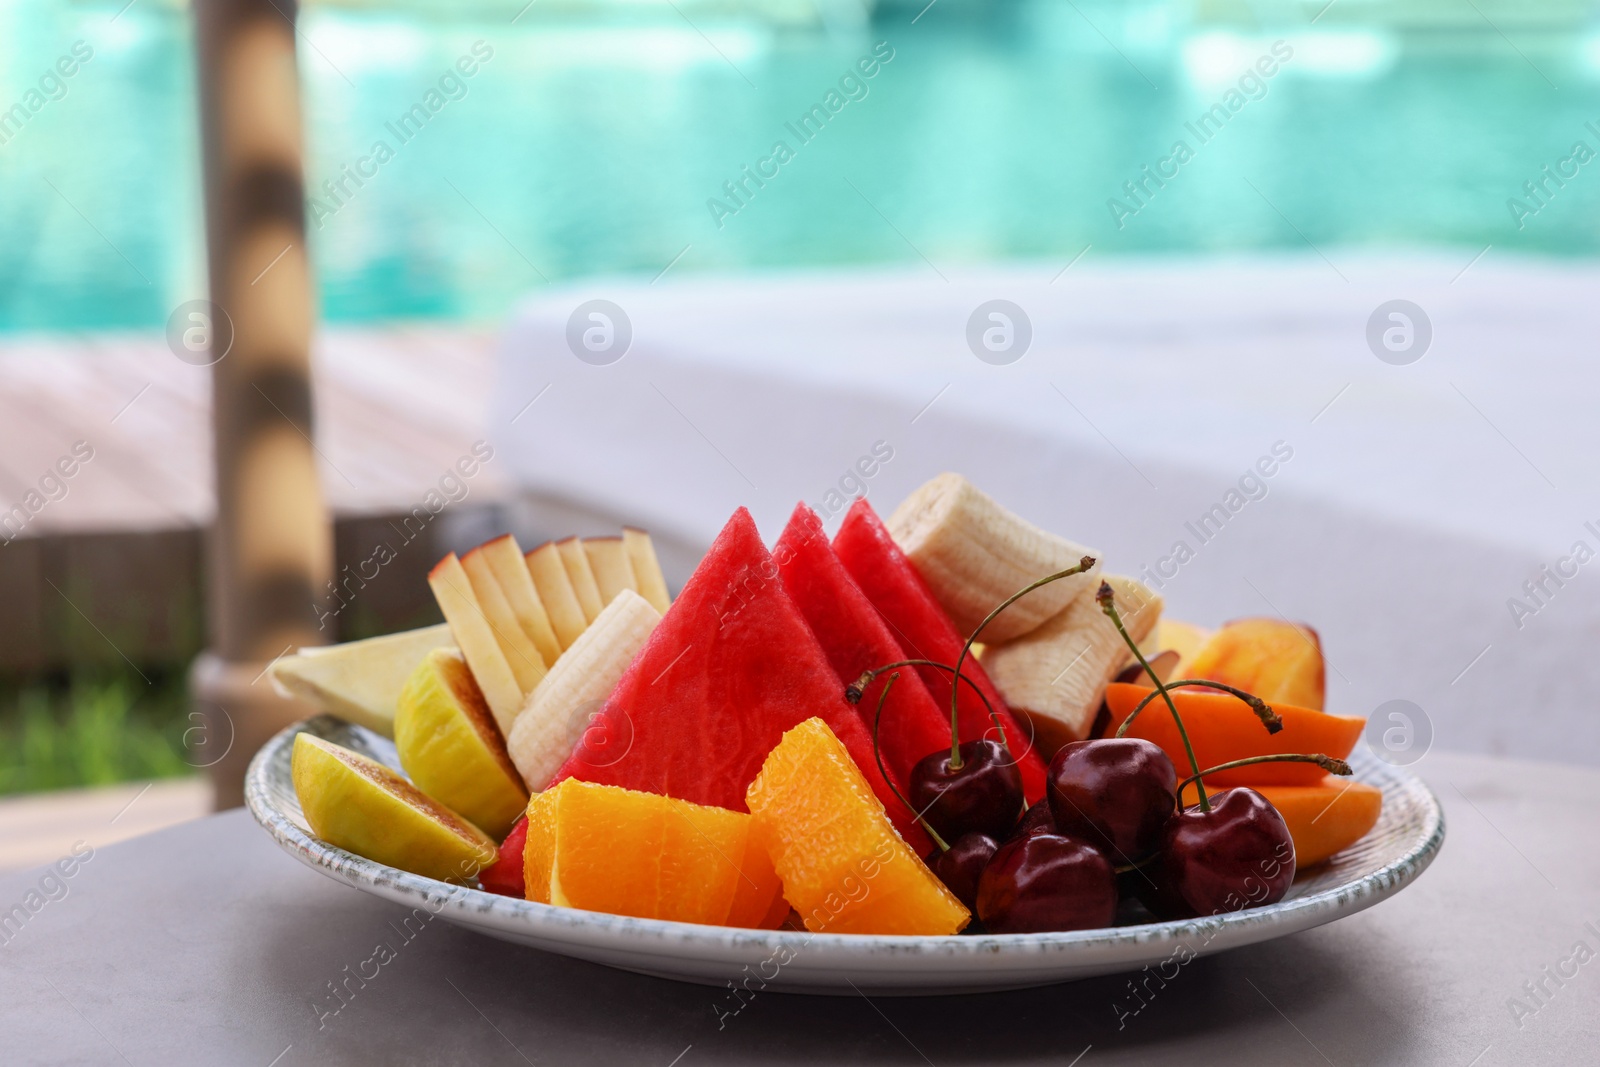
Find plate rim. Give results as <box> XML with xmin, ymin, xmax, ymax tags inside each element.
<box><xmin>246</xmin><ymin>715</ymin><xmax>1445</xmax><ymax>964</ymax></box>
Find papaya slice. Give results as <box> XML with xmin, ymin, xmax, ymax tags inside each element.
<box><xmin>1104</xmin><ymin>683</ymin><xmax>1363</xmax><ymax>786</ymax></box>
<box><xmin>1254</xmin><ymin>776</ymin><xmax>1383</xmax><ymax>868</ymax></box>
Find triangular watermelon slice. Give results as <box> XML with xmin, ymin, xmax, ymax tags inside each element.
<box><xmin>774</xmin><ymin>502</ymin><xmax>952</xmax><ymax>798</ymax></box>
<box><xmin>833</xmin><ymin>498</ymin><xmax>1049</xmax><ymax>803</ymax></box>
<box><xmin>550</xmin><ymin>507</ymin><xmax>929</xmax><ymax>851</ymax></box>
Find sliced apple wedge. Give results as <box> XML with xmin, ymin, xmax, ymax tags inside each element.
<box><xmin>396</xmin><ymin>648</ymin><xmax>530</xmax><ymax>838</ymax></box>
<box><xmin>428</xmin><ymin>553</ymin><xmax>524</xmax><ymax>733</ymax></box>
<box><xmin>525</xmin><ymin>542</ymin><xmax>588</xmax><ymax>650</ymax></box>
<box><xmin>291</xmin><ymin>732</ymin><xmax>497</xmax><ymax>883</ymax></box>
<box><xmin>269</xmin><ymin>624</ymin><xmax>453</xmax><ymax>737</ymax></box>
<box><xmin>583</xmin><ymin>535</ymin><xmax>637</xmax><ymax>608</ymax></box>
<box><xmin>507</xmin><ymin>589</ymin><xmax>661</xmax><ymax>790</ymax></box>
<box><xmin>461</xmin><ymin>544</ymin><xmax>547</xmax><ymax>695</ymax></box>
<box><xmin>622</xmin><ymin>526</ymin><xmax>671</xmax><ymax>614</ymax></box>
<box><xmin>557</xmin><ymin>537</ymin><xmax>605</xmax><ymax>623</ymax></box>
<box><xmin>479</xmin><ymin>533</ymin><xmax>563</xmax><ymax>667</ymax></box>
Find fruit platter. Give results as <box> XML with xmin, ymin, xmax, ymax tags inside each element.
<box><xmin>247</xmin><ymin>474</ymin><xmax>1443</xmax><ymax>994</ymax></box>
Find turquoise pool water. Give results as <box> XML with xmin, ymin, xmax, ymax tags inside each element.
<box><xmin>2</xmin><ymin>1</ymin><xmax>1598</xmax><ymax>332</ymax></box>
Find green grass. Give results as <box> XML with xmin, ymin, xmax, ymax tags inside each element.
<box><xmin>0</xmin><ymin>669</ymin><xmax>196</xmax><ymax>795</ymax></box>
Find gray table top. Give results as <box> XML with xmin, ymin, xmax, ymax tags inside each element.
<box><xmin>2</xmin><ymin>750</ymin><xmax>1596</xmax><ymax>1066</ymax></box>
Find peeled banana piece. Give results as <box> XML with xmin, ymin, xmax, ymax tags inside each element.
<box><xmin>507</xmin><ymin>588</ymin><xmax>661</xmax><ymax>791</ymax></box>
<box><xmin>888</xmin><ymin>473</ymin><xmax>1101</xmax><ymax>643</ymax></box>
<box><xmin>980</xmin><ymin>575</ymin><xmax>1162</xmax><ymax>757</ymax></box>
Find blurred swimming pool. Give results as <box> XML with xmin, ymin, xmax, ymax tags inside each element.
<box><xmin>1</xmin><ymin>0</ymin><xmax>1598</xmax><ymax>332</ymax></box>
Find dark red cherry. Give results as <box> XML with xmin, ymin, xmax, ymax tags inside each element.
<box><xmin>1012</xmin><ymin>799</ymin><xmax>1056</xmax><ymax>840</ymax></box>
<box><xmin>908</xmin><ymin>739</ymin><xmax>1024</xmax><ymax>842</ymax></box>
<box><xmin>1047</xmin><ymin>738</ymin><xmax>1177</xmax><ymax>862</ymax></box>
<box><xmin>975</xmin><ymin>832</ymin><xmax>1118</xmax><ymax>934</ymax></box>
<box><xmin>1162</xmin><ymin>787</ymin><xmax>1296</xmax><ymax>916</ymax></box>
<box><xmin>926</xmin><ymin>832</ymin><xmax>999</xmax><ymax>911</ymax></box>
<box><xmin>1128</xmin><ymin>853</ymin><xmax>1197</xmax><ymax>920</ymax></box>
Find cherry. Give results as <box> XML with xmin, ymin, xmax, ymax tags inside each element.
<box><xmin>976</xmin><ymin>832</ymin><xmax>1118</xmax><ymax>934</ymax></box>
<box><xmin>909</xmin><ymin>739</ymin><xmax>1024</xmax><ymax>842</ymax></box>
<box><xmin>926</xmin><ymin>832</ymin><xmax>999</xmax><ymax>911</ymax></box>
<box><xmin>1047</xmin><ymin>738</ymin><xmax>1176</xmax><ymax>862</ymax></box>
<box><xmin>1161</xmin><ymin>787</ymin><xmax>1296</xmax><ymax>916</ymax></box>
<box><xmin>1012</xmin><ymin>799</ymin><xmax>1056</xmax><ymax>840</ymax></box>
<box><xmin>1128</xmin><ymin>853</ymin><xmax>1197</xmax><ymax>920</ymax></box>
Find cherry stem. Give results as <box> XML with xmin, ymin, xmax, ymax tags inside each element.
<box><xmin>869</xmin><ymin>671</ymin><xmax>950</xmax><ymax>852</ymax></box>
<box><xmin>949</xmin><ymin>555</ymin><xmax>1097</xmax><ymax>770</ymax></box>
<box><xmin>1174</xmin><ymin>754</ymin><xmax>1353</xmax><ymax>808</ymax></box>
<box><xmin>1098</xmin><ymin>582</ymin><xmax>1210</xmax><ymax>812</ymax></box>
<box><xmin>848</xmin><ymin>659</ymin><xmax>1006</xmax><ymax>745</ymax></box>
<box><xmin>1114</xmin><ymin>680</ymin><xmax>1281</xmax><ymax>738</ymax></box>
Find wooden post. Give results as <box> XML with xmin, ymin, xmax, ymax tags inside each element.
<box><xmin>190</xmin><ymin>0</ymin><xmax>331</xmax><ymax>807</ymax></box>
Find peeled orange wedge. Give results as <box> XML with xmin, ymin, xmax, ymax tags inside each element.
<box><xmin>523</xmin><ymin>779</ymin><xmax>784</xmax><ymax>928</ymax></box>
<box><xmin>291</xmin><ymin>732</ymin><xmax>497</xmax><ymax>883</ymax></box>
<box><xmin>394</xmin><ymin>648</ymin><xmax>528</xmax><ymax>838</ymax></box>
<box><xmin>745</xmin><ymin>718</ymin><xmax>969</xmax><ymax>936</ymax></box>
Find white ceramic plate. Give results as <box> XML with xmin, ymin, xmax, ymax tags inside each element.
<box><xmin>247</xmin><ymin>715</ymin><xmax>1444</xmax><ymax>996</ymax></box>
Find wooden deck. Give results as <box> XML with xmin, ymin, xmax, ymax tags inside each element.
<box><xmin>0</xmin><ymin>325</ymin><xmax>503</xmax><ymax>535</ymax></box>
<box><xmin>0</xmin><ymin>326</ymin><xmax>507</xmax><ymax>671</ymax></box>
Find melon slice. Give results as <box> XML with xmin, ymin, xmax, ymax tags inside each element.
<box><xmin>269</xmin><ymin>624</ymin><xmax>453</xmax><ymax>738</ymax></box>
<box><xmin>550</xmin><ymin>507</ymin><xmax>928</xmax><ymax>850</ymax></box>
<box><xmin>774</xmin><ymin>503</ymin><xmax>950</xmax><ymax>797</ymax></box>
<box><xmin>833</xmin><ymin>499</ymin><xmax>1048</xmax><ymax>803</ymax></box>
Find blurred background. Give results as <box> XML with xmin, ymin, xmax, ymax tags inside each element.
<box><xmin>3</xmin><ymin>0</ymin><xmax>1598</xmax><ymax>866</ymax></box>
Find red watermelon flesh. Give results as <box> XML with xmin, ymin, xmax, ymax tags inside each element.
<box><xmin>775</xmin><ymin>502</ymin><xmax>953</xmax><ymax>798</ymax></box>
<box><xmin>550</xmin><ymin>506</ymin><xmax>929</xmax><ymax>851</ymax></box>
<box><xmin>833</xmin><ymin>498</ymin><xmax>1049</xmax><ymax>804</ymax></box>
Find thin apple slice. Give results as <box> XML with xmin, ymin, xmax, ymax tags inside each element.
<box><xmin>478</xmin><ymin>534</ymin><xmax>563</xmax><ymax>666</ymax></box>
<box><xmin>557</xmin><ymin>537</ymin><xmax>605</xmax><ymax>623</ymax></box>
<box><xmin>525</xmin><ymin>541</ymin><xmax>588</xmax><ymax>650</ymax></box>
<box><xmin>622</xmin><ymin>527</ymin><xmax>671</xmax><ymax>614</ymax></box>
<box><xmin>461</xmin><ymin>546</ymin><xmax>547</xmax><ymax>695</ymax></box>
<box><xmin>583</xmin><ymin>535</ymin><xmax>637</xmax><ymax>608</ymax></box>
<box><xmin>428</xmin><ymin>553</ymin><xmax>524</xmax><ymax>733</ymax></box>
<box><xmin>269</xmin><ymin>624</ymin><xmax>454</xmax><ymax>738</ymax></box>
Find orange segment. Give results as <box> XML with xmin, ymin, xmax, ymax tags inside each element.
<box><xmin>521</xmin><ymin>780</ymin><xmax>778</xmax><ymax>927</ymax></box>
<box><xmin>724</xmin><ymin>819</ymin><xmax>786</xmax><ymax>930</ymax></box>
<box><xmin>745</xmin><ymin>718</ymin><xmax>969</xmax><ymax>936</ymax></box>
<box><xmin>1253</xmin><ymin>776</ymin><xmax>1383</xmax><ymax>868</ymax></box>
<box><xmin>522</xmin><ymin>789</ymin><xmax>560</xmax><ymax>905</ymax></box>
<box><xmin>657</xmin><ymin>800</ymin><xmax>750</xmax><ymax>926</ymax></box>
